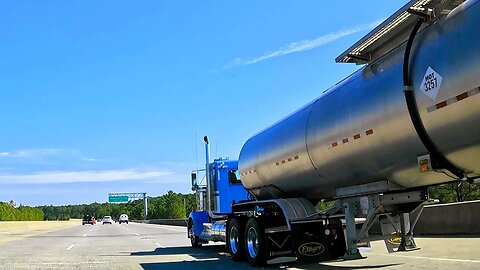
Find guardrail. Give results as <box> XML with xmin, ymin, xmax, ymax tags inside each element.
<box><xmin>132</xmin><ymin>219</ymin><xmax>188</xmax><ymax>226</ymax></box>
<box><xmin>415</xmin><ymin>199</ymin><xmax>480</xmax><ymax>235</ymax></box>
<box><xmin>134</xmin><ymin>200</ymin><xmax>480</xmax><ymax>235</ymax></box>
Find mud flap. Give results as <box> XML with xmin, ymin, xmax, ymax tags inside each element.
<box><xmin>264</xmin><ymin>221</ymin><xmax>346</xmax><ymax>264</ymax></box>
<box><xmin>265</xmin><ymin>230</ymin><xmax>296</xmax><ymax>264</ymax></box>
<box><xmin>292</xmin><ymin>221</ymin><xmax>344</xmax><ymax>263</ymax></box>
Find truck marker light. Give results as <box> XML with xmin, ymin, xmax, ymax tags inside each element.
<box><xmin>417</xmin><ymin>154</ymin><xmax>432</xmax><ymax>173</ymax></box>
<box><xmin>419</xmin><ymin>159</ymin><xmax>429</xmax><ymax>166</ymax></box>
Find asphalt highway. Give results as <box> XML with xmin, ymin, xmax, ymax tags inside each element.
<box><xmin>0</xmin><ymin>222</ymin><xmax>479</xmax><ymax>269</ymax></box>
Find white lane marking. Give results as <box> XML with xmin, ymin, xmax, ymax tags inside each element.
<box><xmin>40</xmin><ymin>262</ymin><xmax>107</xmax><ymax>265</ymax></box>
<box><xmin>154</xmin><ymin>243</ymin><xmax>165</xmax><ymax>248</ymax></box>
<box><xmin>66</xmin><ymin>244</ymin><xmax>75</xmax><ymax>251</ymax></box>
<box><xmin>89</xmin><ymin>229</ymin><xmax>93</xmax><ymax>232</ymax></box>
<box><xmin>126</xmin><ymin>229</ymin><xmax>130</xmax><ymax>231</ymax></box>
<box><xmin>134</xmin><ymin>233</ymin><xmax>140</xmax><ymax>236</ymax></box>
<box><xmin>373</xmin><ymin>253</ymin><xmax>480</xmax><ymax>263</ymax></box>
<box><xmin>82</xmin><ymin>234</ymin><xmax>87</xmax><ymax>237</ymax></box>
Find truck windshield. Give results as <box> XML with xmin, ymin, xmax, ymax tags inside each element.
<box><xmin>228</xmin><ymin>170</ymin><xmax>242</xmax><ymax>185</ymax></box>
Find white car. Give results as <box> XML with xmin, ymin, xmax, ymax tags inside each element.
<box><xmin>102</xmin><ymin>216</ymin><xmax>113</xmax><ymax>225</ymax></box>
<box><xmin>119</xmin><ymin>214</ymin><xmax>129</xmax><ymax>224</ymax></box>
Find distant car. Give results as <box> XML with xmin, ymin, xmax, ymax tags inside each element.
<box><xmin>118</xmin><ymin>214</ymin><xmax>129</xmax><ymax>224</ymax></box>
<box><xmin>102</xmin><ymin>216</ymin><xmax>113</xmax><ymax>225</ymax></box>
<box><xmin>82</xmin><ymin>214</ymin><xmax>95</xmax><ymax>225</ymax></box>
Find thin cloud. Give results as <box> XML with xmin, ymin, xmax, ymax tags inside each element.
<box><xmin>0</xmin><ymin>148</ymin><xmax>65</xmax><ymax>158</ymax></box>
<box><xmin>226</xmin><ymin>20</ymin><xmax>383</xmax><ymax>67</ymax></box>
<box><xmin>0</xmin><ymin>169</ymin><xmax>174</xmax><ymax>184</ymax></box>
<box><xmin>81</xmin><ymin>157</ymin><xmax>98</xmax><ymax>162</ymax></box>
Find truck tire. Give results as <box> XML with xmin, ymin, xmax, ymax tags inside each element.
<box><xmin>188</xmin><ymin>219</ymin><xmax>202</xmax><ymax>248</ymax></box>
<box><xmin>245</xmin><ymin>218</ymin><xmax>266</xmax><ymax>266</ymax></box>
<box><xmin>227</xmin><ymin>218</ymin><xmax>245</xmax><ymax>261</ymax></box>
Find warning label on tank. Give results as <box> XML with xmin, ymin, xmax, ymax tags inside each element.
<box><xmin>420</xmin><ymin>67</ymin><xmax>443</xmax><ymax>100</ymax></box>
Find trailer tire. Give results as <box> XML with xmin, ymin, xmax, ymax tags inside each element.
<box><xmin>227</xmin><ymin>218</ymin><xmax>245</xmax><ymax>261</ymax></box>
<box><xmin>188</xmin><ymin>219</ymin><xmax>202</xmax><ymax>248</ymax></box>
<box><xmin>245</xmin><ymin>218</ymin><xmax>266</xmax><ymax>266</ymax></box>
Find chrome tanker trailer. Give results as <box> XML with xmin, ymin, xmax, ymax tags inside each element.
<box><xmin>188</xmin><ymin>0</ymin><xmax>480</xmax><ymax>266</ymax></box>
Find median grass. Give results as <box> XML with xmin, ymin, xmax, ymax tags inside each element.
<box><xmin>0</xmin><ymin>219</ymin><xmax>80</xmax><ymax>244</ymax></box>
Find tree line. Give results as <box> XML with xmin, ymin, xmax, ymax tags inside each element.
<box><xmin>0</xmin><ymin>202</ymin><xmax>44</xmax><ymax>221</ymax></box>
<box><xmin>2</xmin><ymin>183</ymin><xmax>479</xmax><ymax>222</ymax></box>
<box><xmin>38</xmin><ymin>191</ymin><xmax>196</xmax><ymax>221</ymax></box>
<box><xmin>428</xmin><ymin>181</ymin><xmax>480</xmax><ymax>203</ymax></box>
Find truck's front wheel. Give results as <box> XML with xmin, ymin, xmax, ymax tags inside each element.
<box><xmin>245</xmin><ymin>218</ymin><xmax>266</xmax><ymax>266</ymax></box>
<box><xmin>228</xmin><ymin>218</ymin><xmax>245</xmax><ymax>261</ymax></box>
<box><xmin>188</xmin><ymin>219</ymin><xmax>202</xmax><ymax>248</ymax></box>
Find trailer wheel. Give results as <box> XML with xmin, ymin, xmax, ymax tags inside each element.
<box><xmin>188</xmin><ymin>219</ymin><xmax>202</xmax><ymax>248</ymax></box>
<box><xmin>245</xmin><ymin>218</ymin><xmax>266</xmax><ymax>266</ymax></box>
<box><xmin>227</xmin><ymin>218</ymin><xmax>245</xmax><ymax>261</ymax></box>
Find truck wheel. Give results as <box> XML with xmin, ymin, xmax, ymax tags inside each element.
<box><xmin>188</xmin><ymin>219</ymin><xmax>202</xmax><ymax>248</ymax></box>
<box><xmin>245</xmin><ymin>218</ymin><xmax>266</xmax><ymax>266</ymax></box>
<box><xmin>228</xmin><ymin>218</ymin><xmax>245</xmax><ymax>261</ymax></box>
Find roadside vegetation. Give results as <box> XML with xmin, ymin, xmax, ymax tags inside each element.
<box><xmin>0</xmin><ymin>202</ymin><xmax>44</xmax><ymax>221</ymax></box>
<box><xmin>38</xmin><ymin>191</ymin><xmax>196</xmax><ymax>221</ymax></box>
<box><xmin>428</xmin><ymin>181</ymin><xmax>480</xmax><ymax>203</ymax></box>
<box><xmin>2</xmin><ymin>183</ymin><xmax>479</xmax><ymax>222</ymax></box>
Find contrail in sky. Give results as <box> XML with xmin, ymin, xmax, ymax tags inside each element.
<box><xmin>227</xmin><ymin>19</ymin><xmax>383</xmax><ymax>67</ymax></box>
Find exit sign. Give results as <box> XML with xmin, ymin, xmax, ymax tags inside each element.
<box><xmin>109</xmin><ymin>196</ymin><xmax>129</xmax><ymax>203</ymax></box>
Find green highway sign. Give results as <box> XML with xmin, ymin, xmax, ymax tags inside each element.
<box><xmin>108</xmin><ymin>195</ymin><xmax>129</xmax><ymax>203</ymax></box>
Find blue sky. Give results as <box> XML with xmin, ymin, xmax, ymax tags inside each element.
<box><xmin>0</xmin><ymin>0</ymin><xmax>406</xmax><ymax>206</ymax></box>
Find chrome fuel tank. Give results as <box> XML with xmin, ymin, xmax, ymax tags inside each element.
<box><xmin>239</xmin><ymin>0</ymin><xmax>480</xmax><ymax>200</ymax></box>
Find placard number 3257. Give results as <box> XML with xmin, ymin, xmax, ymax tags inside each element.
<box><xmin>424</xmin><ymin>72</ymin><xmax>438</xmax><ymax>92</ymax></box>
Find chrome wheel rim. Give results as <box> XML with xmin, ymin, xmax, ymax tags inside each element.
<box><xmin>247</xmin><ymin>227</ymin><xmax>259</xmax><ymax>258</ymax></box>
<box><xmin>229</xmin><ymin>226</ymin><xmax>239</xmax><ymax>254</ymax></box>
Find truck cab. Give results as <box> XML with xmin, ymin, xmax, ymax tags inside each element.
<box><xmin>188</xmin><ymin>158</ymin><xmax>249</xmax><ymax>247</ymax></box>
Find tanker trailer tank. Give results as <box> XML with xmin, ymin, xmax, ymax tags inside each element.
<box><xmin>239</xmin><ymin>0</ymin><xmax>480</xmax><ymax>201</ymax></box>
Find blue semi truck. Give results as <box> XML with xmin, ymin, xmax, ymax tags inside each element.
<box><xmin>188</xmin><ymin>0</ymin><xmax>480</xmax><ymax>266</ymax></box>
<box><xmin>188</xmin><ymin>137</ymin><xmax>349</xmax><ymax>265</ymax></box>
